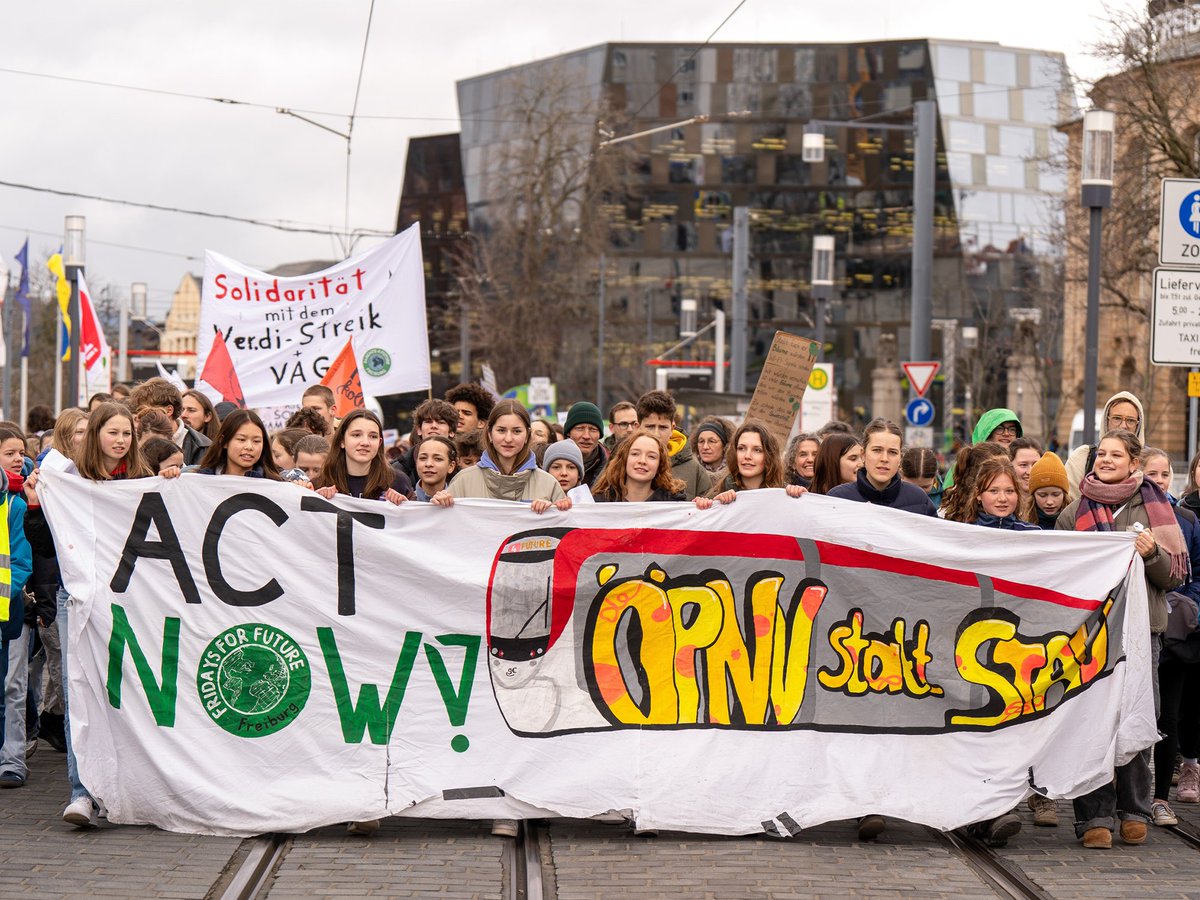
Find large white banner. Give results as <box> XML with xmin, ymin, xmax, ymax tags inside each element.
<box><xmin>195</xmin><ymin>226</ymin><xmax>429</xmax><ymax>408</ymax></box>
<box><xmin>38</xmin><ymin>468</ymin><xmax>1157</xmax><ymax>837</ymax></box>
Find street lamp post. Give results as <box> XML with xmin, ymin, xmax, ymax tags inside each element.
<box><xmin>64</xmin><ymin>215</ymin><xmax>86</xmax><ymax>407</ymax></box>
<box><xmin>1081</xmin><ymin>110</ymin><xmax>1114</xmax><ymax>448</ymax></box>
<box><xmin>47</xmin><ymin>285</ymin><xmax>59</xmax><ymax>420</ymax></box>
<box><xmin>119</xmin><ymin>282</ymin><xmax>147</xmax><ymax>383</ymax></box>
<box><xmin>811</xmin><ymin>235</ymin><xmax>835</xmax><ymax>358</ymax></box>
<box><xmin>802</xmin><ymin>100</ymin><xmax>938</xmax><ymax>390</ymax></box>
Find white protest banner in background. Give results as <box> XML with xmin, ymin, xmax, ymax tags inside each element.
<box><xmin>195</xmin><ymin>225</ymin><xmax>429</xmax><ymax>408</ymax></box>
<box><xmin>38</xmin><ymin>470</ymin><xmax>1156</xmax><ymax>837</ymax></box>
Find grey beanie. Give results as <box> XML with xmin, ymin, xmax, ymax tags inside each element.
<box><xmin>542</xmin><ymin>438</ymin><xmax>584</xmax><ymax>476</ymax></box>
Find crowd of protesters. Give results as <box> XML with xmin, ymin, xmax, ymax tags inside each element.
<box><xmin>1</xmin><ymin>378</ymin><xmax>1197</xmax><ymax>852</ymax></box>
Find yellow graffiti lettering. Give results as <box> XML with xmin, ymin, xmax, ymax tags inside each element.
<box><xmin>668</xmin><ymin>583</ymin><xmax>725</xmax><ymax>723</ymax></box>
<box><xmin>704</xmin><ymin>576</ymin><xmax>777</xmax><ymax>725</ymax></box>
<box><xmin>589</xmin><ymin>577</ymin><xmax>679</xmax><ymax>724</ymax></box>
<box><xmin>768</xmin><ymin>581</ymin><xmax>828</xmax><ymax>724</ymax></box>
<box><xmin>817</xmin><ymin>611</ymin><xmax>943</xmax><ymax>698</ymax></box>
<box><xmin>588</xmin><ymin>565</ymin><xmax>827</xmax><ymax>726</ymax></box>
<box><xmin>951</xmin><ymin>598</ymin><xmax>1112</xmax><ymax>727</ymax></box>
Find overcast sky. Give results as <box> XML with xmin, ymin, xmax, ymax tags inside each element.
<box><xmin>1</xmin><ymin>0</ymin><xmax>1143</xmax><ymax>319</ymax></box>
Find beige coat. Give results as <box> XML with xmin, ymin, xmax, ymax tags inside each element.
<box><xmin>448</xmin><ymin>463</ymin><xmax>564</xmax><ymax>503</ymax></box>
<box><xmin>1056</xmin><ymin>487</ymin><xmax>1182</xmax><ymax>633</ymax></box>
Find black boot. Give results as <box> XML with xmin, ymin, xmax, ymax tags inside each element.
<box><xmin>40</xmin><ymin>712</ymin><xmax>66</xmax><ymax>753</ymax></box>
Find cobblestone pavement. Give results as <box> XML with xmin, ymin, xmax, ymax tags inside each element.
<box><xmin>990</xmin><ymin>795</ymin><xmax>1200</xmax><ymax>900</ymax></box>
<box><xmin>8</xmin><ymin>738</ymin><xmax>1200</xmax><ymax>898</ymax></box>
<box><xmin>542</xmin><ymin>819</ymin><xmax>998</xmax><ymax>899</ymax></box>
<box><xmin>0</xmin><ymin>745</ymin><xmax>241</xmax><ymax>899</ymax></box>
<box><xmin>263</xmin><ymin>819</ymin><xmax>506</xmax><ymax>899</ymax></box>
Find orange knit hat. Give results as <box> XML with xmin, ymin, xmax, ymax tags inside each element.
<box><xmin>1028</xmin><ymin>451</ymin><xmax>1069</xmax><ymax>494</ymax></box>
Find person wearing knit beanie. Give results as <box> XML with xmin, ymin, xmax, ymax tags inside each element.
<box><xmin>564</xmin><ymin>402</ymin><xmax>608</xmax><ymax>487</ymax></box>
<box><xmin>542</xmin><ymin>439</ymin><xmax>585</xmax><ymax>492</ymax></box>
<box><xmin>1027</xmin><ymin>451</ymin><xmax>1070</xmax><ymax>529</ymax></box>
<box><xmin>564</xmin><ymin>402</ymin><xmax>604</xmax><ymax>436</ymax></box>
<box><xmin>1029</xmin><ymin>451</ymin><xmax>1069</xmax><ymax>495</ymax></box>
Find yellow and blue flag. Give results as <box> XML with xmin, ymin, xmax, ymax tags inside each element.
<box><xmin>46</xmin><ymin>252</ymin><xmax>71</xmax><ymax>361</ymax></box>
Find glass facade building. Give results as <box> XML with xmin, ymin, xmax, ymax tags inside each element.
<box><xmin>405</xmin><ymin>40</ymin><xmax>1074</xmax><ymax>421</ymax></box>
<box><xmin>396</xmin><ymin>133</ymin><xmax>469</xmax><ymax>391</ymax></box>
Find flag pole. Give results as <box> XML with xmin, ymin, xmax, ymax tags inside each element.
<box><xmin>53</xmin><ymin>301</ymin><xmax>62</xmax><ymax>414</ymax></box>
<box><xmin>1</xmin><ymin>273</ymin><xmax>10</xmax><ymax>420</ymax></box>
<box><xmin>19</xmin><ymin>358</ymin><xmax>27</xmax><ymax>426</ymax></box>
<box><xmin>19</xmin><ymin>300</ymin><xmax>28</xmax><ymax>422</ymax></box>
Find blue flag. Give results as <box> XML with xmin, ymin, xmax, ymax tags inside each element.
<box><xmin>13</xmin><ymin>239</ymin><xmax>29</xmax><ymax>358</ymax></box>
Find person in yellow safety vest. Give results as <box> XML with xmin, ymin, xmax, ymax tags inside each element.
<box><xmin>0</xmin><ymin>425</ymin><xmax>36</xmax><ymax>790</ymax></box>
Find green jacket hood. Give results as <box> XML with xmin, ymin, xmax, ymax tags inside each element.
<box><xmin>972</xmin><ymin>408</ymin><xmax>1022</xmax><ymax>444</ymax></box>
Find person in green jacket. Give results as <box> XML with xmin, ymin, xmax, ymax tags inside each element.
<box><xmin>943</xmin><ymin>408</ymin><xmax>1022</xmax><ymax>491</ymax></box>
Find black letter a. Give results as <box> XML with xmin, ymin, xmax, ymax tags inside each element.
<box><xmin>109</xmin><ymin>492</ymin><xmax>201</xmax><ymax>604</ymax></box>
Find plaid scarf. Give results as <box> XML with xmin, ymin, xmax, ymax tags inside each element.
<box><xmin>1077</xmin><ymin>471</ymin><xmax>1188</xmax><ymax>582</ymax></box>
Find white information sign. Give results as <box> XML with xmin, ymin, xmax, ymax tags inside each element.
<box><xmin>905</xmin><ymin>425</ymin><xmax>934</xmax><ymax>449</ymax></box>
<box><xmin>799</xmin><ymin>363</ymin><xmax>834</xmax><ymax>432</ymax></box>
<box><xmin>528</xmin><ymin>377</ymin><xmax>555</xmax><ymax>408</ymax></box>
<box><xmin>1151</xmin><ymin>267</ymin><xmax>1200</xmax><ymax>365</ymax></box>
<box><xmin>1158</xmin><ymin>178</ymin><xmax>1200</xmax><ymax>266</ymax></box>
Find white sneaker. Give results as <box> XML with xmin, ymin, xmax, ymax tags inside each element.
<box><xmin>346</xmin><ymin>819</ymin><xmax>380</xmax><ymax>835</ymax></box>
<box><xmin>1151</xmin><ymin>800</ymin><xmax>1178</xmax><ymax>826</ymax></box>
<box><xmin>63</xmin><ymin>797</ymin><xmax>97</xmax><ymax>829</ymax></box>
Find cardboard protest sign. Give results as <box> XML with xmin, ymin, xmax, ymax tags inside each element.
<box><xmin>744</xmin><ymin>331</ymin><xmax>820</xmax><ymax>445</ymax></box>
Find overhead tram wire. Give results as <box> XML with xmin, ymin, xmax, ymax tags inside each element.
<box><xmin>344</xmin><ymin>0</ymin><xmax>378</xmax><ymax>249</ymax></box>
<box><xmin>0</xmin><ymin>222</ymin><xmax>202</xmax><ymax>261</ymax></box>
<box><xmin>628</xmin><ymin>0</ymin><xmax>749</xmax><ymax>121</ymax></box>
<box><xmin>0</xmin><ymin>62</ymin><xmax>1055</xmax><ymax>129</ymax></box>
<box><xmin>0</xmin><ymin>178</ymin><xmax>394</xmax><ymax>239</ymax></box>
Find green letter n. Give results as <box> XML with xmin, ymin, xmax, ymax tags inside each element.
<box><xmin>106</xmin><ymin>604</ymin><xmax>180</xmax><ymax>727</ymax></box>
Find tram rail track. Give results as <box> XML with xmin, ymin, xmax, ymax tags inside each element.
<box><xmin>212</xmin><ymin>833</ymin><xmax>290</xmax><ymax>900</ymax></box>
<box><xmin>210</xmin><ymin>823</ymin><xmax>542</xmax><ymax>900</ymax></box>
<box><xmin>509</xmin><ymin>821</ymin><xmax>545</xmax><ymax>900</ymax></box>
<box><xmin>1168</xmin><ymin>816</ymin><xmax>1200</xmax><ymax>851</ymax></box>
<box><xmin>929</xmin><ymin>827</ymin><xmax>1052</xmax><ymax>900</ymax></box>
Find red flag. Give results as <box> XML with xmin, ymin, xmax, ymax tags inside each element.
<box><xmin>320</xmin><ymin>338</ymin><xmax>364</xmax><ymax>419</ymax></box>
<box><xmin>200</xmin><ymin>329</ymin><xmax>245</xmax><ymax>408</ymax></box>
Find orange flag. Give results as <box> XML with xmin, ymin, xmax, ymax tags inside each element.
<box><xmin>200</xmin><ymin>328</ymin><xmax>245</xmax><ymax>408</ymax></box>
<box><xmin>320</xmin><ymin>338</ymin><xmax>364</xmax><ymax>418</ymax></box>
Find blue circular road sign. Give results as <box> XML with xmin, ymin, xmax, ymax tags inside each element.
<box><xmin>1180</xmin><ymin>191</ymin><xmax>1200</xmax><ymax>238</ymax></box>
<box><xmin>906</xmin><ymin>398</ymin><xmax>935</xmax><ymax>427</ymax></box>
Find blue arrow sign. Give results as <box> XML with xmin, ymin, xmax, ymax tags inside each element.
<box><xmin>906</xmin><ymin>397</ymin><xmax>935</xmax><ymax>427</ymax></box>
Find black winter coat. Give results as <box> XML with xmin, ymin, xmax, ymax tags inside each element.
<box><xmin>827</xmin><ymin>469</ymin><xmax>937</xmax><ymax>516</ymax></box>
